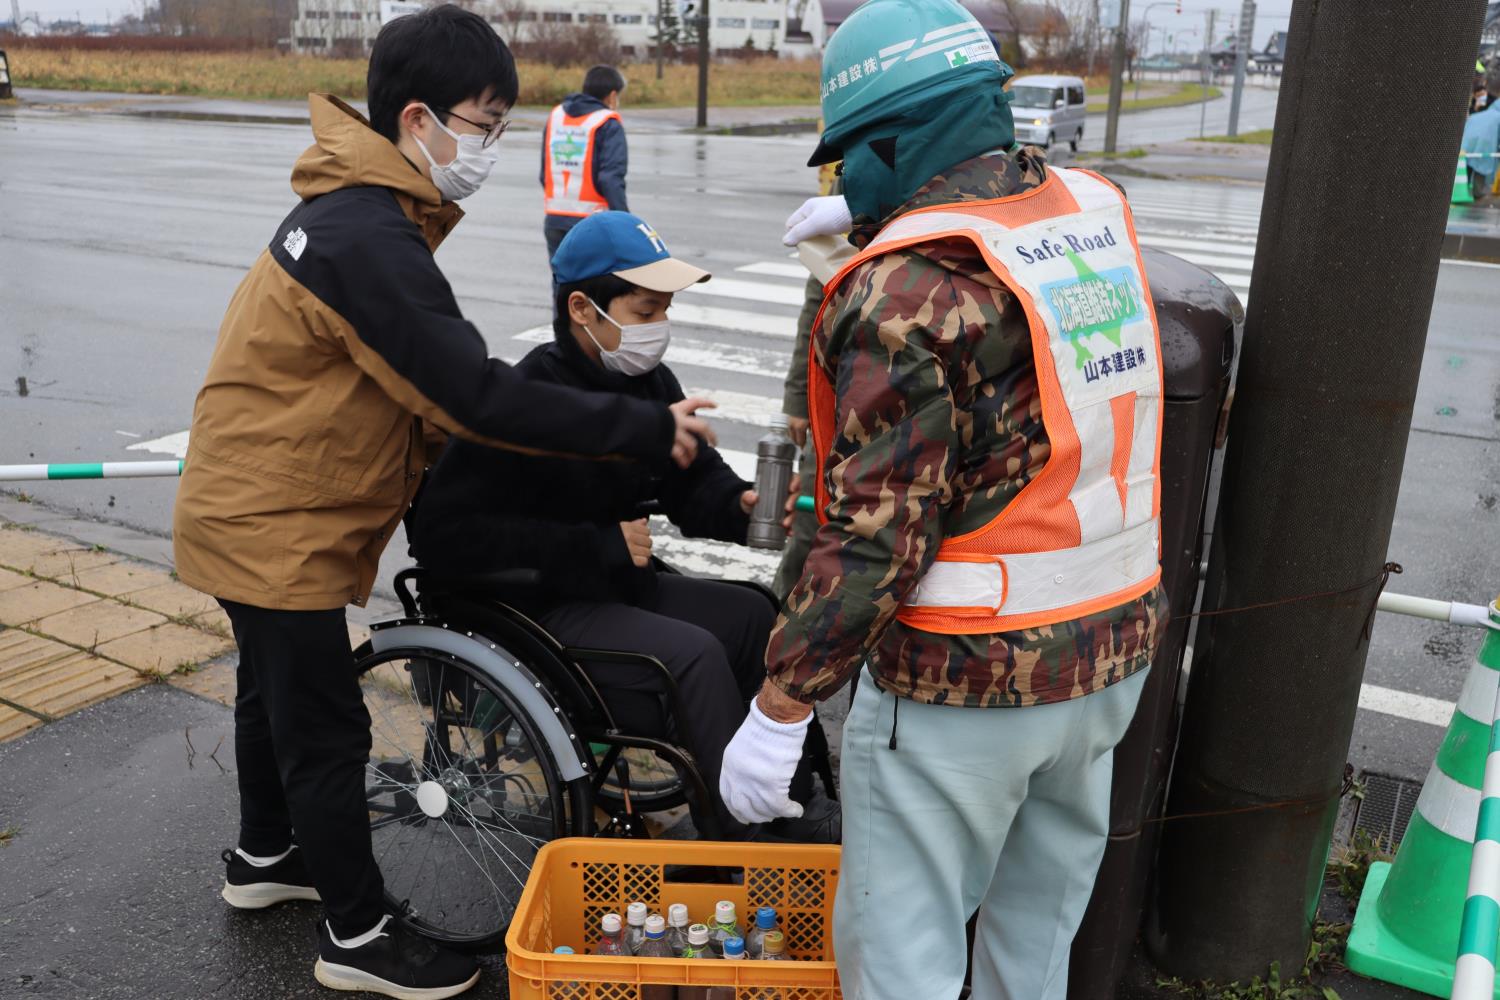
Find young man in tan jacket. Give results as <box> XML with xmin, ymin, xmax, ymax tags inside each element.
<box><xmin>172</xmin><ymin>7</ymin><xmax>712</xmax><ymax>997</ymax></box>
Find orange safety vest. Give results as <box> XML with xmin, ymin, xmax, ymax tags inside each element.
<box><xmin>807</xmin><ymin>167</ymin><xmax>1164</xmax><ymax>635</ymax></box>
<box><xmin>542</xmin><ymin>104</ymin><xmax>620</xmax><ymax>218</ymax></box>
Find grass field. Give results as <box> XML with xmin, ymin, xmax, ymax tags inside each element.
<box><xmin>8</xmin><ymin>47</ymin><xmax>1231</xmax><ymax>115</ymax></box>
<box><xmin>1196</xmin><ymin>127</ymin><xmax>1275</xmax><ymax>144</ymax></box>
<box><xmin>5</xmin><ymin>46</ymin><xmax>823</xmax><ymax>107</ymax></box>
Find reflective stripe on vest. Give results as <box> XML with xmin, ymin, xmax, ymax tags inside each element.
<box><xmin>806</xmin><ymin>167</ymin><xmax>1164</xmax><ymax>635</ymax></box>
<box><xmin>543</xmin><ymin>105</ymin><xmax>619</xmax><ymax>218</ymax></box>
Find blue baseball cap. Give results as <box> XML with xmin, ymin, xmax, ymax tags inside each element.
<box><xmin>551</xmin><ymin>211</ymin><xmax>711</xmax><ymax>292</ymax></box>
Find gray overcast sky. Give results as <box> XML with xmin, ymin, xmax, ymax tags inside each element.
<box><xmin>21</xmin><ymin>0</ymin><xmax>1298</xmax><ymax>49</ymax></box>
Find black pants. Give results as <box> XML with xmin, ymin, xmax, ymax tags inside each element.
<box><xmin>544</xmin><ymin>217</ymin><xmax>579</xmax><ymax>263</ymax></box>
<box><xmin>539</xmin><ymin>574</ymin><xmax>775</xmax><ymax>838</ymax></box>
<box><xmin>220</xmin><ymin>599</ymin><xmax>385</xmax><ymax>938</ymax></box>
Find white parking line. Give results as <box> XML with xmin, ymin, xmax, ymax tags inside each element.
<box><xmin>1359</xmin><ymin>683</ymin><xmax>1455</xmax><ymax>728</ymax></box>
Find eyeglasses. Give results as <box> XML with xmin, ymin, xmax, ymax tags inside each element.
<box><xmin>436</xmin><ymin>108</ymin><xmax>511</xmax><ymax>148</ymax></box>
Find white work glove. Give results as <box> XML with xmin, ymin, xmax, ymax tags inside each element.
<box><xmin>719</xmin><ymin>700</ymin><xmax>811</xmax><ymax>824</ymax></box>
<box><xmin>782</xmin><ymin>195</ymin><xmax>853</xmax><ymax>247</ymax></box>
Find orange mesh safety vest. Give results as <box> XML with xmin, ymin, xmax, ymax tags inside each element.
<box><xmin>542</xmin><ymin>105</ymin><xmax>619</xmax><ymax>217</ymax></box>
<box><xmin>807</xmin><ymin>167</ymin><xmax>1164</xmax><ymax>635</ymax></box>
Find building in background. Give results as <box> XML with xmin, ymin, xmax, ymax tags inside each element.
<box><xmin>289</xmin><ymin>0</ymin><xmax>822</xmax><ymax>57</ymax></box>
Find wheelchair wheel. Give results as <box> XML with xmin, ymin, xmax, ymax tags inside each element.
<box><xmin>594</xmin><ymin>747</ymin><xmax>689</xmax><ymax>813</ymax></box>
<box><xmin>358</xmin><ymin>643</ymin><xmax>570</xmax><ymax>949</ymax></box>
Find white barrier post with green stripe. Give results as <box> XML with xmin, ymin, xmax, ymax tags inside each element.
<box><xmin>1453</xmin><ymin>671</ymin><xmax>1500</xmax><ymax>999</ymax></box>
<box><xmin>0</xmin><ymin>462</ymin><xmax>183</xmax><ymax>482</ymax></box>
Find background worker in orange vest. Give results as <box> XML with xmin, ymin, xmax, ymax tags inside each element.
<box><xmin>719</xmin><ymin>2</ymin><xmax>1165</xmax><ymax>998</ymax></box>
<box><xmin>541</xmin><ymin>64</ymin><xmax>630</xmax><ymax>262</ymax></box>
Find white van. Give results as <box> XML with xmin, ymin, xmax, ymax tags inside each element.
<box><xmin>1008</xmin><ymin>74</ymin><xmax>1088</xmax><ymax>151</ymax></box>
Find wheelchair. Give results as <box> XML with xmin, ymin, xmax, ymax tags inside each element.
<box><xmin>354</xmin><ymin>555</ymin><xmax>838</xmax><ymax>951</ymax></box>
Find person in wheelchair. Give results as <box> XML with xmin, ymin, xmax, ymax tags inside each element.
<box><xmin>410</xmin><ymin>210</ymin><xmax>838</xmax><ymax>843</ymax></box>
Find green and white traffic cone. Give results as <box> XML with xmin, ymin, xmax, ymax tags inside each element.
<box><xmin>1346</xmin><ymin>600</ymin><xmax>1500</xmax><ymax>997</ymax></box>
<box><xmin>1454</xmin><ymin>155</ymin><xmax>1476</xmax><ymax>205</ymax></box>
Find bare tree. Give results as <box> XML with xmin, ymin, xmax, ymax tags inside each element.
<box><xmin>489</xmin><ymin>0</ymin><xmax>530</xmax><ymax>47</ymax></box>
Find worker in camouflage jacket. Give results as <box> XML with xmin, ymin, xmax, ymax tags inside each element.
<box><xmin>720</xmin><ymin>2</ymin><xmax>1167</xmax><ymax>998</ymax></box>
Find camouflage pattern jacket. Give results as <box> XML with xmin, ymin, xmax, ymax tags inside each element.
<box><xmin>766</xmin><ymin>149</ymin><xmax>1165</xmax><ymax>708</ymax></box>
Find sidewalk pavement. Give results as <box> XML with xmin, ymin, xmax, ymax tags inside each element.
<box><xmin>0</xmin><ymin>499</ymin><xmax>389</xmax><ymax>746</ymax></box>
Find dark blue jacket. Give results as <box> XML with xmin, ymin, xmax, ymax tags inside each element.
<box><xmin>410</xmin><ymin>325</ymin><xmax>751</xmax><ymax>611</ymax></box>
<box><xmin>541</xmin><ymin>93</ymin><xmax>629</xmax><ymax>219</ymax></box>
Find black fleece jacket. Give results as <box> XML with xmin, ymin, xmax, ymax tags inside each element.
<box><xmin>409</xmin><ymin>327</ymin><xmax>752</xmax><ymax>610</ymax></box>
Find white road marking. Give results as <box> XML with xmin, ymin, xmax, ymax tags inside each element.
<box><xmin>681</xmin><ymin>276</ymin><xmax>806</xmax><ymax>307</ymax></box>
<box><xmin>685</xmin><ymin>388</ymin><xmax>786</xmax><ymax>428</ymax></box>
<box><xmin>737</xmin><ymin>261</ymin><xmax>810</xmax><ymax>280</ymax></box>
<box><xmin>114</xmin><ymin>430</ymin><xmax>141</xmax><ymax>438</ymax></box>
<box><xmin>1442</xmin><ymin>258</ymin><xmax>1500</xmax><ymax>270</ymax></box>
<box><xmin>1138</xmin><ymin>232</ymin><xmax>1258</xmax><ymax>257</ymax></box>
<box><xmin>670</xmin><ymin>302</ymin><xmax>796</xmax><ymax>339</ymax></box>
<box><xmin>127</xmin><ymin>430</ymin><xmax>190</xmax><ymax>459</ymax></box>
<box><xmin>650</xmin><ymin>531</ymin><xmax>781</xmax><ymax>584</ymax></box>
<box><xmin>715</xmin><ymin>448</ymin><xmax>759</xmax><ymax>483</ymax></box>
<box><xmin>1358</xmin><ymin>682</ymin><xmax>1455</xmax><ymax>728</ymax></box>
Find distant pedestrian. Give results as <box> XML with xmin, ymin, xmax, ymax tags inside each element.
<box><xmin>1462</xmin><ymin>94</ymin><xmax>1500</xmax><ymax>201</ymax></box>
<box><xmin>541</xmin><ymin>64</ymin><xmax>630</xmax><ymax>262</ymax></box>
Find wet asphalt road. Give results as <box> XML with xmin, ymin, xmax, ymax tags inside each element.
<box><xmin>0</xmin><ymin>96</ymin><xmax>1496</xmax><ymax>998</ymax></box>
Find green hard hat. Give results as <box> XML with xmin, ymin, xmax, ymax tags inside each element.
<box><xmin>809</xmin><ymin>0</ymin><xmax>1012</xmax><ymax>166</ymax></box>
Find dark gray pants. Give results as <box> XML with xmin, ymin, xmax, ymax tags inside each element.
<box><xmin>539</xmin><ymin>574</ymin><xmax>774</xmax><ymax>837</ymax></box>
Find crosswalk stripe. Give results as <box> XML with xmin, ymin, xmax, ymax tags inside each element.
<box><xmin>685</xmin><ymin>388</ymin><xmax>785</xmax><ymax>428</ymax></box>
<box><xmin>127</xmin><ymin>431</ymin><xmax>190</xmax><ymax>459</ymax></box>
<box><xmin>738</xmin><ymin>261</ymin><xmax>810</xmax><ymax>280</ymax></box>
<box><xmin>1137</xmin><ymin>232</ymin><xmax>1257</xmax><ymax>256</ymax></box>
<box><xmin>650</xmin><ymin>530</ymin><xmax>781</xmax><ymax>584</ymax></box>
<box><xmin>671</xmin><ymin>302</ymin><xmax>796</xmax><ymax>339</ymax></box>
<box><xmin>681</xmin><ymin>276</ymin><xmax>806</xmax><ymax>307</ymax></box>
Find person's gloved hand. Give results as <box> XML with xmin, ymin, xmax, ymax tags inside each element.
<box><xmin>782</xmin><ymin>195</ymin><xmax>853</xmax><ymax>247</ymax></box>
<box><xmin>719</xmin><ymin>699</ymin><xmax>811</xmax><ymax>824</ymax></box>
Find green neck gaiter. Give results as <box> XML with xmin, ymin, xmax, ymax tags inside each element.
<box><xmin>841</xmin><ymin>83</ymin><xmax>1016</xmax><ymax>228</ymax></box>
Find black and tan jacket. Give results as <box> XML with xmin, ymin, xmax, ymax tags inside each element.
<box><xmin>172</xmin><ymin>95</ymin><xmax>675</xmax><ymax>610</ymax></box>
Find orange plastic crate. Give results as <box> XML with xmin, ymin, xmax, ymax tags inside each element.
<box><xmin>506</xmin><ymin>838</ymin><xmax>843</xmax><ymax>1000</ymax></box>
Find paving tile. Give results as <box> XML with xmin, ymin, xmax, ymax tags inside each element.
<box><xmin>96</xmin><ymin>623</ymin><xmax>235</xmax><ymax>676</ymax></box>
<box><xmin>0</xmin><ymin>631</ymin><xmax>147</xmax><ymax>719</ymax></box>
<box><xmin>0</xmin><ymin>526</ymin><xmax>65</xmax><ymax>565</ymax></box>
<box><xmin>0</xmin><ymin>703</ymin><xmax>44</xmax><ymax>743</ymax></box>
<box><xmin>168</xmin><ymin>660</ymin><xmax>236</xmax><ymax>709</ymax></box>
<box><xmin>23</xmin><ymin>547</ymin><xmax>121</xmax><ymax>582</ymax></box>
<box><xmin>0</xmin><ymin>580</ymin><xmax>100</xmax><ymax>626</ymax></box>
<box><xmin>129</xmin><ymin>581</ymin><xmax>220</xmax><ymax>620</ymax></box>
<box><xmin>0</xmin><ymin>567</ymin><xmax>35</xmax><ymax>593</ymax></box>
<box><xmin>66</xmin><ymin>561</ymin><xmax>173</xmax><ymax>598</ymax></box>
<box><xmin>32</xmin><ymin>601</ymin><xmax>167</xmax><ymax>650</ymax></box>
<box><xmin>191</xmin><ymin>608</ymin><xmax>234</xmax><ymax>639</ymax></box>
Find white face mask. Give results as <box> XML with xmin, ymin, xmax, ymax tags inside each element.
<box><xmin>584</xmin><ymin>297</ymin><xmax>671</xmax><ymax>376</ymax></box>
<box><xmin>412</xmin><ymin>103</ymin><xmax>499</xmax><ymax>202</ymax></box>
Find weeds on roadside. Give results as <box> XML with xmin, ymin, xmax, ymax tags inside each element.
<box><xmin>1327</xmin><ymin>829</ymin><xmax>1394</xmax><ymax>904</ymax></box>
<box><xmin>0</xmin><ymin>824</ymin><xmax>17</xmax><ymax>846</ymax></box>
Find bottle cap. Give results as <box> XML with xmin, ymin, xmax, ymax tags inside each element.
<box><xmin>668</xmin><ymin>903</ymin><xmax>690</xmax><ymax>927</ymax></box>
<box><xmin>687</xmin><ymin>923</ymin><xmax>711</xmax><ymax>946</ymax></box>
<box><xmin>714</xmin><ymin>900</ymin><xmax>736</xmax><ymax>924</ymax></box>
<box><xmin>645</xmin><ymin>914</ymin><xmax>667</xmax><ymax>938</ymax></box>
<box><xmin>554</xmin><ymin>946</ymin><xmax>575</xmax><ymax>954</ymax></box>
<box><xmin>764</xmin><ymin>931</ymin><xmax>786</xmax><ymax>955</ymax></box>
<box><xmin>602</xmin><ymin>913</ymin><xmax>623</xmax><ymax>934</ymax></box>
<box><xmin>723</xmin><ymin>936</ymin><xmax>746</xmax><ymax>958</ymax></box>
<box><xmin>756</xmin><ymin>906</ymin><xmax>777</xmax><ymax>930</ymax></box>
<box><xmin>627</xmin><ymin>901</ymin><xmax>648</xmax><ymax>925</ymax></box>
<box><xmin>769</xmin><ymin>414</ymin><xmax>789</xmax><ymax>430</ymax></box>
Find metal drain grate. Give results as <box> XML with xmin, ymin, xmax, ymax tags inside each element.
<box><xmin>1354</xmin><ymin>771</ymin><xmax>1422</xmax><ymax>847</ymax></box>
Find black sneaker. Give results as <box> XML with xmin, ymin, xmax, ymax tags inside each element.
<box><xmin>220</xmin><ymin>846</ymin><xmax>321</xmax><ymax>909</ymax></box>
<box><xmin>314</xmin><ymin>916</ymin><xmax>480</xmax><ymax>999</ymax></box>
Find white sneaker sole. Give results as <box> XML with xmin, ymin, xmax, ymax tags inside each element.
<box><xmin>313</xmin><ymin>959</ymin><xmax>480</xmax><ymax>999</ymax></box>
<box><xmin>221</xmin><ymin>880</ymin><xmax>322</xmax><ymax>909</ymax></box>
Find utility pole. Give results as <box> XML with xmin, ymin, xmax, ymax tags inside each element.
<box><xmin>1227</xmin><ymin>0</ymin><xmax>1256</xmax><ymax>137</ymax></box>
<box><xmin>1085</xmin><ymin>0</ymin><xmax>1100</xmax><ymax>78</ymax></box>
<box><xmin>695</xmin><ymin>0</ymin><xmax>710</xmax><ymax>128</ymax></box>
<box><xmin>1145</xmin><ymin>0</ymin><xmax>1491</xmax><ymax>983</ymax></box>
<box><xmin>1103</xmin><ymin>0</ymin><xmax>1131</xmax><ymax>153</ymax></box>
<box><xmin>656</xmin><ymin>0</ymin><xmax>666</xmax><ymax>79</ymax></box>
<box><xmin>1198</xmin><ymin>8</ymin><xmax>1215</xmax><ymax>138</ymax></box>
